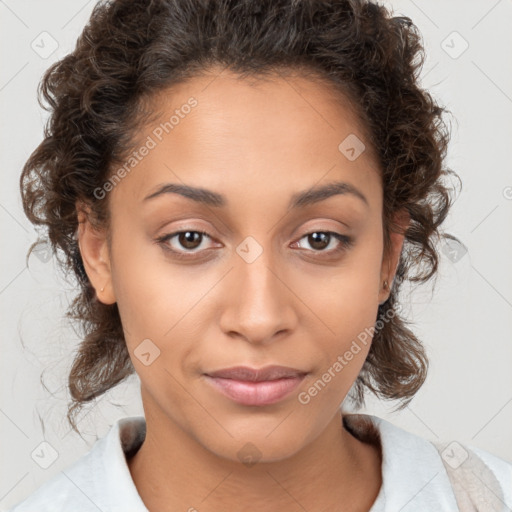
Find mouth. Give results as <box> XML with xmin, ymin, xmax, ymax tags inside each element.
<box><xmin>203</xmin><ymin>365</ymin><xmax>308</xmax><ymax>406</ymax></box>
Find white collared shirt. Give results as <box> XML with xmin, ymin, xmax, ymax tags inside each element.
<box><xmin>7</xmin><ymin>414</ymin><xmax>512</xmax><ymax>511</ymax></box>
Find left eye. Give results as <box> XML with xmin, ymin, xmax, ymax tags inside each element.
<box><xmin>293</xmin><ymin>231</ymin><xmax>353</xmax><ymax>254</ymax></box>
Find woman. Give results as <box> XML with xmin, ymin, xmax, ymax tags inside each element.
<box><xmin>10</xmin><ymin>0</ymin><xmax>511</xmax><ymax>510</ymax></box>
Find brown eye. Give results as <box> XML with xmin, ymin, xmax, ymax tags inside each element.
<box><xmin>307</xmin><ymin>232</ymin><xmax>330</xmax><ymax>251</ymax></box>
<box><xmin>293</xmin><ymin>231</ymin><xmax>354</xmax><ymax>256</ymax></box>
<box><xmin>155</xmin><ymin>230</ymin><xmax>216</xmax><ymax>257</ymax></box>
<box><xmin>177</xmin><ymin>231</ymin><xmax>203</xmax><ymax>250</ymax></box>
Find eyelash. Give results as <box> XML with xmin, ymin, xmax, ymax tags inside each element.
<box><xmin>154</xmin><ymin>229</ymin><xmax>354</xmax><ymax>260</ymax></box>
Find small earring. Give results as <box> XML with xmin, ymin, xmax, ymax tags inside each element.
<box><xmin>383</xmin><ymin>280</ymin><xmax>389</xmax><ymax>290</ymax></box>
<box><xmin>100</xmin><ymin>286</ymin><xmax>105</xmax><ymax>292</ymax></box>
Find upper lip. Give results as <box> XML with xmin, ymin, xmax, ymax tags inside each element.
<box><xmin>205</xmin><ymin>365</ymin><xmax>308</xmax><ymax>382</ymax></box>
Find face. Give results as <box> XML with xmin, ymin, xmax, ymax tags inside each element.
<box><xmin>80</xmin><ymin>68</ymin><xmax>405</xmax><ymax>463</ymax></box>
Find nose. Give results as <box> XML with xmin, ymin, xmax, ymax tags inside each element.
<box><xmin>218</xmin><ymin>243</ymin><xmax>298</xmax><ymax>346</ymax></box>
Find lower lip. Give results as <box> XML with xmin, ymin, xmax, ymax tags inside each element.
<box><xmin>204</xmin><ymin>375</ymin><xmax>306</xmax><ymax>406</ymax></box>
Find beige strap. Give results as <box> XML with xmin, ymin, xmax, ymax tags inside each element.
<box><xmin>432</xmin><ymin>442</ymin><xmax>507</xmax><ymax>512</ymax></box>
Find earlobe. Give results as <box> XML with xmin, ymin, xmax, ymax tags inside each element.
<box><xmin>76</xmin><ymin>203</ymin><xmax>116</xmax><ymax>305</ymax></box>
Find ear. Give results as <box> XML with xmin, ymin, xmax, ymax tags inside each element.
<box><xmin>76</xmin><ymin>201</ymin><xmax>116</xmax><ymax>305</ymax></box>
<box><xmin>378</xmin><ymin>209</ymin><xmax>410</xmax><ymax>305</ymax></box>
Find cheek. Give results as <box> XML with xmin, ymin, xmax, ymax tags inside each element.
<box><xmin>303</xmin><ymin>228</ymin><xmax>383</xmax><ymax>377</ymax></box>
<box><xmin>302</xmin><ymin>228</ymin><xmax>383</xmax><ymax>329</ymax></box>
<box><xmin>108</xmin><ymin>227</ymin><xmax>209</xmax><ymax>374</ymax></box>
<box><xmin>108</xmin><ymin>225</ymin><xmax>179</xmax><ymax>343</ymax></box>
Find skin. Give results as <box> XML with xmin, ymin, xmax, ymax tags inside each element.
<box><xmin>77</xmin><ymin>67</ymin><xmax>409</xmax><ymax>512</ymax></box>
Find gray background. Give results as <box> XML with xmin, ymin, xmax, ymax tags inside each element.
<box><xmin>1</xmin><ymin>0</ymin><xmax>511</xmax><ymax>508</ymax></box>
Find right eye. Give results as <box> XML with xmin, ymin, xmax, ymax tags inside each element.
<box><xmin>155</xmin><ymin>230</ymin><xmax>219</xmax><ymax>259</ymax></box>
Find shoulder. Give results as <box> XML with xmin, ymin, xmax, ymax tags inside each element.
<box><xmin>438</xmin><ymin>441</ymin><xmax>512</xmax><ymax>509</ymax></box>
<box><xmin>468</xmin><ymin>443</ymin><xmax>512</xmax><ymax>483</ymax></box>
<box><xmin>6</xmin><ymin>440</ymin><xmax>107</xmax><ymax>512</ymax></box>
<box><xmin>6</xmin><ymin>470</ymin><xmax>97</xmax><ymax>511</ymax></box>
<box><xmin>7</xmin><ymin>416</ymin><xmax>147</xmax><ymax>512</ymax></box>
<box><xmin>343</xmin><ymin>413</ymin><xmax>512</xmax><ymax>511</ymax></box>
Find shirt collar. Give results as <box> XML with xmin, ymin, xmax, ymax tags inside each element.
<box><xmin>344</xmin><ymin>413</ymin><xmax>458</xmax><ymax>511</ymax></box>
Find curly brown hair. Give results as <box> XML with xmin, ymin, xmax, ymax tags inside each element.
<box><xmin>21</xmin><ymin>0</ymin><xmax>461</xmax><ymax>434</ymax></box>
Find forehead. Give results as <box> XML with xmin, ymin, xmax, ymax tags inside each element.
<box><xmin>110</xmin><ymin>69</ymin><xmax>381</xmax><ymax>212</ymax></box>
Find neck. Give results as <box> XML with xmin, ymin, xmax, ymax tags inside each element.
<box><xmin>127</xmin><ymin>409</ymin><xmax>382</xmax><ymax>512</ymax></box>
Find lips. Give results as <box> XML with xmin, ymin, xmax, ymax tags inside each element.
<box><xmin>203</xmin><ymin>365</ymin><xmax>308</xmax><ymax>406</ymax></box>
<box><xmin>205</xmin><ymin>365</ymin><xmax>308</xmax><ymax>382</ymax></box>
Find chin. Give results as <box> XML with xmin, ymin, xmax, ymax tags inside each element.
<box><xmin>197</xmin><ymin>424</ymin><xmax>311</xmax><ymax>466</ymax></box>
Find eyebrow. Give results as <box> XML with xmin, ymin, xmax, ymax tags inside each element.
<box><xmin>143</xmin><ymin>180</ymin><xmax>369</xmax><ymax>208</ymax></box>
